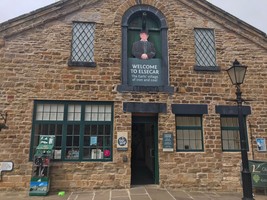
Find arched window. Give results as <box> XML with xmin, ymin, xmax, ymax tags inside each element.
<box><xmin>118</xmin><ymin>5</ymin><xmax>174</xmax><ymax>94</ymax></box>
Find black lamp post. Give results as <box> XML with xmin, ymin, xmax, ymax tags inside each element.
<box><xmin>226</xmin><ymin>59</ymin><xmax>254</xmax><ymax>200</ymax></box>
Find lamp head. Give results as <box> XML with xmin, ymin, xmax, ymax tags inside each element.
<box><xmin>226</xmin><ymin>59</ymin><xmax>247</xmax><ymax>85</ymax></box>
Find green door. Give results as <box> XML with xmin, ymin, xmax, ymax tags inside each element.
<box><xmin>131</xmin><ymin>115</ymin><xmax>159</xmax><ymax>185</ymax></box>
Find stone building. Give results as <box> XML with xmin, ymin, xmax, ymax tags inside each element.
<box><xmin>0</xmin><ymin>0</ymin><xmax>267</xmax><ymax>192</ymax></box>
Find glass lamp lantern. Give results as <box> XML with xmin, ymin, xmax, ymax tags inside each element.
<box><xmin>226</xmin><ymin>59</ymin><xmax>247</xmax><ymax>85</ymax></box>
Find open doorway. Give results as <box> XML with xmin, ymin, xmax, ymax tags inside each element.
<box><xmin>131</xmin><ymin>115</ymin><xmax>158</xmax><ymax>185</ymax></box>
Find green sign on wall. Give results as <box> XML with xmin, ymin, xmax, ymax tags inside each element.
<box><xmin>249</xmin><ymin>160</ymin><xmax>267</xmax><ymax>187</ymax></box>
<box><xmin>128</xmin><ymin>58</ymin><xmax>162</xmax><ymax>86</ymax></box>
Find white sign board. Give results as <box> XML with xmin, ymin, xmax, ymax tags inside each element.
<box><xmin>256</xmin><ymin>138</ymin><xmax>266</xmax><ymax>151</ymax></box>
<box><xmin>0</xmin><ymin>161</ymin><xmax>13</xmax><ymax>171</ymax></box>
<box><xmin>117</xmin><ymin>132</ymin><xmax>128</xmax><ymax>151</ymax></box>
<box><xmin>0</xmin><ymin>161</ymin><xmax>13</xmax><ymax>180</ymax></box>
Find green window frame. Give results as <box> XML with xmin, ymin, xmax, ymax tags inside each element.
<box><xmin>220</xmin><ymin>116</ymin><xmax>248</xmax><ymax>151</ymax></box>
<box><xmin>30</xmin><ymin>101</ymin><xmax>113</xmax><ymax>161</ymax></box>
<box><xmin>68</xmin><ymin>21</ymin><xmax>96</xmax><ymax>67</ymax></box>
<box><xmin>176</xmin><ymin>115</ymin><xmax>204</xmax><ymax>151</ymax></box>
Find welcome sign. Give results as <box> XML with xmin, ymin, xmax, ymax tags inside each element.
<box><xmin>128</xmin><ymin>58</ymin><xmax>162</xmax><ymax>86</ymax></box>
<box><xmin>249</xmin><ymin>160</ymin><xmax>267</xmax><ymax>187</ymax></box>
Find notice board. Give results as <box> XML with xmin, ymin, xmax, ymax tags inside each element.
<box><xmin>249</xmin><ymin>160</ymin><xmax>267</xmax><ymax>187</ymax></box>
<box><xmin>163</xmin><ymin>133</ymin><xmax>173</xmax><ymax>152</ymax></box>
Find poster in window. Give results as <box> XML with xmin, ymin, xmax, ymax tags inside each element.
<box><xmin>91</xmin><ymin>149</ymin><xmax>103</xmax><ymax>159</ymax></box>
<box><xmin>90</xmin><ymin>136</ymin><xmax>97</xmax><ymax>146</ymax></box>
<box><xmin>54</xmin><ymin>150</ymin><xmax>61</xmax><ymax>159</ymax></box>
<box><xmin>256</xmin><ymin>138</ymin><xmax>266</xmax><ymax>151</ymax></box>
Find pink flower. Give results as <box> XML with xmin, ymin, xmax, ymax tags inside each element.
<box><xmin>104</xmin><ymin>149</ymin><xmax>110</xmax><ymax>157</ymax></box>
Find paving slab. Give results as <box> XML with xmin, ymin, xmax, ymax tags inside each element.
<box><xmin>146</xmin><ymin>187</ymin><xmax>175</xmax><ymax>200</ymax></box>
<box><xmin>111</xmin><ymin>189</ymin><xmax>129</xmax><ymax>197</ymax></box>
<box><xmin>130</xmin><ymin>187</ymin><xmax>150</xmax><ymax>200</ymax></box>
<box><xmin>72</xmin><ymin>192</ymin><xmax>94</xmax><ymax>200</ymax></box>
<box><xmin>130</xmin><ymin>186</ymin><xmax>147</xmax><ymax>194</ymax></box>
<box><xmin>94</xmin><ymin>190</ymin><xmax>110</xmax><ymax>200</ymax></box>
<box><xmin>131</xmin><ymin>195</ymin><xmax>151</xmax><ymax>200</ymax></box>
<box><xmin>1</xmin><ymin>186</ymin><xmax>267</xmax><ymax>200</ymax></box>
<box><xmin>168</xmin><ymin>190</ymin><xmax>194</xmax><ymax>200</ymax></box>
<box><xmin>217</xmin><ymin>192</ymin><xmax>244</xmax><ymax>200</ymax></box>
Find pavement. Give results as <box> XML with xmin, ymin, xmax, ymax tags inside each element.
<box><xmin>1</xmin><ymin>185</ymin><xmax>267</xmax><ymax>200</ymax></box>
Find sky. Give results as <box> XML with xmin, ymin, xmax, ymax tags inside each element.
<box><xmin>0</xmin><ymin>0</ymin><xmax>266</xmax><ymax>34</ymax></box>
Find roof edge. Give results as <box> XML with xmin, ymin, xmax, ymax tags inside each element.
<box><xmin>0</xmin><ymin>0</ymin><xmax>99</xmax><ymax>38</ymax></box>
<box><xmin>179</xmin><ymin>0</ymin><xmax>267</xmax><ymax>49</ymax></box>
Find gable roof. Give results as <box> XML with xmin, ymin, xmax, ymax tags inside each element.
<box><xmin>179</xmin><ymin>0</ymin><xmax>266</xmax><ymax>49</ymax></box>
<box><xmin>0</xmin><ymin>0</ymin><xmax>266</xmax><ymax>49</ymax></box>
<box><xmin>0</xmin><ymin>0</ymin><xmax>98</xmax><ymax>38</ymax></box>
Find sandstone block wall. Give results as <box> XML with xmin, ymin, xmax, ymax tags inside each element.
<box><xmin>0</xmin><ymin>0</ymin><xmax>266</xmax><ymax>192</ymax></box>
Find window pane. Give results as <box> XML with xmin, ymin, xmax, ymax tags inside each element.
<box><xmin>91</xmin><ymin>125</ymin><xmax>97</xmax><ymax>135</ymax></box>
<box><xmin>50</xmin><ymin>105</ymin><xmax>58</xmax><ymax>120</ymax></box>
<box><xmin>195</xmin><ymin>140</ymin><xmax>202</xmax><ymax>150</ymax></box>
<box><xmin>71</xmin><ymin>22</ymin><xmax>95</xmax><ymax>63</ymax></box>
<box><xmin>194</xmin><ymin>28</ymin><xmax>216</xmax><ymax>67</ymax></box>
<box><xmin>36</xmin><ymin>103</ymin><xmax>64</xmax><ymax>121</ymax></box>
<box><xmin>68</xmin><ymin>105</ymin><xmax>81</xmax><ymax>121</ymax></box>
<box><xmin>105</xmin><ymin>125</ymin><xmax>111</xmax><ymax>135</ymax></box>
<box><xmin>176</xmin><ymin>116</ymin><xmax>201</xmax><ymax>126</ymax></box>
<box><xmin>92</xmin><ymin>105</ymin><xmax>98</xmax><ymax>121</ymax></box>
<box><xmin>221</xmin><ymin>117</ymin><xmax>238</xmax><ymax>127</ymax></box>
<box><xmin>221</xmin><ymin>116</ymin><xmax>247</xmax><ymax>151</ymax></box>
<box><xmin>85</xmin><ymin>105</ymin><xmax>92</xmax><ymax>121</ymax></box>
<box><xmin>85</xmin><ymin>104</ymin><xmax>112</xmax><ymax>121</ymax></box>
<box><xmin>36</xmin><ymin>104</ymin><xmax>44</xmax><ymax>120</ymax></box>
<box><xmin>33</xmin><ymin>124</ymin><xmax>63</xmax><ymax>159</ymax></box>
<box><xmin>105</xmin><ymin>136</ymin><xmax>111</xmax><ymax>146</ymax></box>
<box><xmin>177</xmin><ymin>139</ymin><xmax>184</xmax><ymax>150</ymax></box>
<box><xmin>82</xmin><ymin>124</ymin><xmax>112</xmax><ymax>160</ymax></box>
<box><xmin>176</xmin><ymin>116</ymin><xmax>203</xmax><ymax>151</ymax></box>
<box><xmin>99</xmin><ymin>105</ymin><xmax>105</xmax><ymax>112</ymax></box>
<box><xmin>98</xmin><ymin>113</ymin><xmax>105</xmax><ymax>121</ymax></box>
<box><xmin>92</xmin><ymin>107</ymin><xmax>98</xmax><ymax>121</ymax></box>
<box><xmin>65</xmin><ymin>124</ymin><xmax>80</xmax><ymax>160</ymax></box>
<box><xmin>57</xmin><ymin>105</ymin><xmax>64</xmax><ymax>120</ymax></box>
<box><xmin>43</xmin><ymin>104</ymin><xmax>50</xmax><ymax>120</ymax></box>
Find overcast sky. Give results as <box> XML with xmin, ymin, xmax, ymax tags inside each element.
<box><xmin>0</xmin><ymin>0</ymin><xmax>266</xmax><ymax>34</ymax></box>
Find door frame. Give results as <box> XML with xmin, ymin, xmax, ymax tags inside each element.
<box><xmin>131</xmin><ymin>115</ymin><xmax>159</xmax><ymax>184</ymax></box>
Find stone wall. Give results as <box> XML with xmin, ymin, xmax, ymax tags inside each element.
<box><xmin>0</xmin><ymin>0</ymin><xmax>266</xmax><ymax>192</ymax></box>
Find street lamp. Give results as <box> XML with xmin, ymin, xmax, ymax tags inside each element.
<box><xmin>226</xmin><ymin>59</ymin><xmax>254</xmax><ymax>200</ymax></box>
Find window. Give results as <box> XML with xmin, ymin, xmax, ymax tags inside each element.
<box><xmin>194</xmin><ymin>28</ymin><xmax>218</xmax><ymax>71</ymax></box>
<box><xmin>31</xmin><ymin>101</ymin><xmax>113</xmax><ymax>161</ymax></box>
<box><xmin>176</xmin><ymin>116</ymin><xmax>203</xmax><ymax>151</ymax></box>
<box><xmin>221</xmin><ymin>116</ymin><xmax>248</xmax><ymax>151</ymax></box>
<box><xmin>68</xmin><ymin>22</ymin><xmax>96</xmax><ymax>67</ymax></box>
